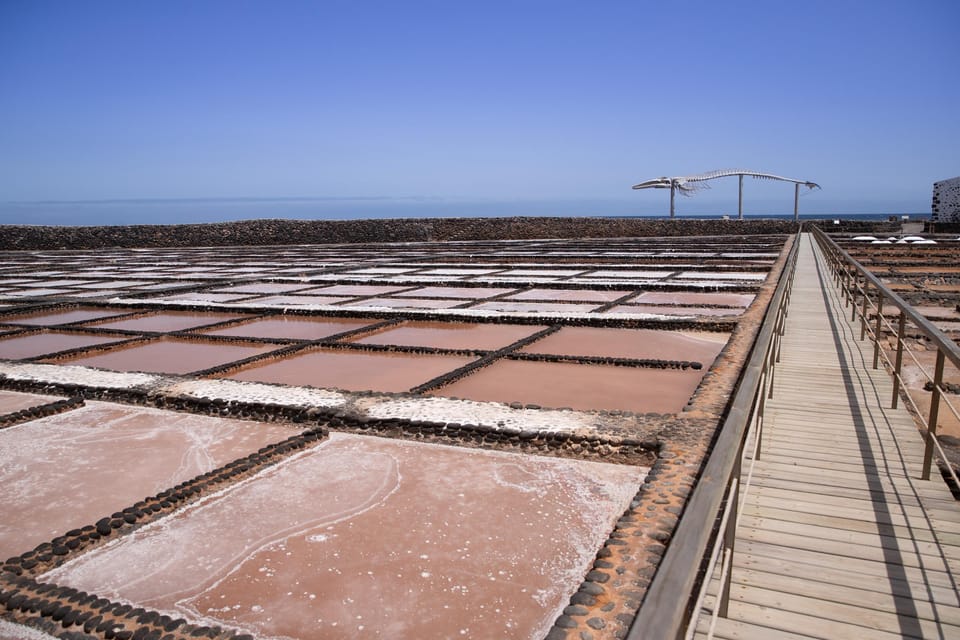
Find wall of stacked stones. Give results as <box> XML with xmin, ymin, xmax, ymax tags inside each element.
<box><xmin>0</xmin><ymin>218</ymin><xmax>808</xmax><ymax>249</ymax></box>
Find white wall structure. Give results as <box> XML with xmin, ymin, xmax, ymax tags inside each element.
<box><xmin>932</xmin><ymin>176</ymin><xmax>960</xmax><ymax>222</ymax></box>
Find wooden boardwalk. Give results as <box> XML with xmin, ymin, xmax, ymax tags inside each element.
<box><xmin>697</xmin><ymin>233</ymin><xmax>960</xmax><ymax>639</ymax></box>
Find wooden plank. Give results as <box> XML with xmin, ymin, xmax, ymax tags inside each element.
<box><xmin>694</xmin><ymin>615</ymin><xmax>819</xmax><ymax>640</ymax></box>
<box><xmin>738</xmin><ymin>540</ymin><xmax>960</xmax><ymax>590</ymax></box>
<box><xmin>725</xmin><ymin>586</ymin><xmax>960</xmax><ymax>638</ymax></box>
<box><xmin>761</xmin><ymin>431</ymin><xmax>924</xmax><ymax>450</ymax></box>
<box><xmin>737</xmin><ymin>514</ymin><xmax>960</xmax><ymax>560</ymax></box>
<box><xmin>739</xmin><ymin>504</ymin><xmax>960</xmax><ymax>545</ymax></box>
<box><xmin>748</xmin><ymin>456</ymin><xmax>915</xmax><ymax>478</ymax></box>
<box><xmin>721</xmin><ymin>567</ymin><xmax>960</xmax><ymax>624</ymax></box>
<box><xmin>744</xmin><ymin>476</ymin><xmax>950</xmax><ymax>510</ymax></box>
<box><xmin>713</xmin><ymin>599</ymin><xmax>928</xmax><ymax>640</ymax></box>
<box><xmin>754</xmin><ymin>449</ymin><xmax>922</xmax><ymax>474</ymax></box>
<box><xmin>744</xmin><ymin>487</ymin><xmax>959</xmax><ymax>523</ymax></box>
<box><xmin>739</xmin><ymin>527</ymin><xmax>956</xmax><ymax>570</ymax></box>
<box><xmin>732</xmin><ymin>552</ymin><xmax>960</xmax><ymax>606</ymax></box>
<box><xmin>746</xmin><ymin>460</ymin><xmax>944</xmax><ymax>492</ymax></box>
<box><xmin>745</xmin><ymin>466</ymin><xmax>949</xmax><ymax>499</ymax></box>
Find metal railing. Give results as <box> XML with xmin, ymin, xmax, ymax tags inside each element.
<box><xmin>626</xmin><ymin>232</ymin><xmax>800</xmax><ymax>640</ymax></box>
<box><xmin>811</xmin><ymin>226</ymin><xmax>960</xmax><ymax>488</ymax></box>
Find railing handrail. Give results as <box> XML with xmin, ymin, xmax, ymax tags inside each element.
<box><xmin>809</xmin><ymin>226</ymin><xmax>960</xmax><ymax>371</ymax></box>
<box><xmin>626</xmin><ymin>232</ymin><xmax>801</xmax><ymax>640</ymax></box>
<box><xmin>810</xmin><ymin>225</ymin><xmax>960</xmax><ymax>484</ymax></box>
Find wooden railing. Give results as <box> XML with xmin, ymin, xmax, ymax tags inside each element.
<box><xmin>811</xmin><ymin>226</ymin><xmax>960</xmax><ymax>488</ymax></box>
<box><xmin>626</xmin><ymin>232</ymin><xmax>800</xmax><ymax>640</ymax></box>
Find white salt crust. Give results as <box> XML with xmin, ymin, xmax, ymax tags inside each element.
<box><xmin>0</xmin><ymin>362</ymin><xmax>158</xmax><ymax>390</ymax></box>
<box><xmin>105</xmin><ymin>297</ymin><xmax>690</xmax><ymax>321</ymax></box>
<box><xmin>0</xmin><ymin>620</ymin><xmax>59</xmax><ymax>640</ymax></box>
<box><xmin>168</xmin><ymin>379</ymin><xmax>346</xmax><ymax>409</ymax></box>
<box><xmin>355</xmin><ymin>396</ymin><xmax>592</xmax><ymax>433</ymax></box>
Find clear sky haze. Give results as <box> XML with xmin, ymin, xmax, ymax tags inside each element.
<box><xmin>1</xmin><ymin>0</ymin><xmax>958</xmax><ymax>223</ymax></box>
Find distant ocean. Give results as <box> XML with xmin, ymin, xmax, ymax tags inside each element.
<box><xmin>0</xmin><ymin>198</ymin><xmax>929</xmax><ymax>226</ymax></box>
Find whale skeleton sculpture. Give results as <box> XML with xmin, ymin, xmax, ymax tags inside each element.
<box><xmin>632</xmin><ymin>169</ymin><xmax>821</xmax><ymax>219</ymax></box>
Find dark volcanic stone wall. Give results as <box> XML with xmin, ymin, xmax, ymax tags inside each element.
<box><xmin>0</xmin><ymin>217</ymin><xmax>804</xmax><ymax>249</ymax></box>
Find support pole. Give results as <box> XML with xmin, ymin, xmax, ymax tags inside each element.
<box><xmin>670</xmin><ymin>181</ymin><xmax>676</xmax><ymax>218</ymax></box>
<box><xmin>738</xmin><ymin>174</ymin><xmax>744</xmax><ymax>220</ymax></box>
<box><xmin>794</xmin><ymin>183</ymin><xmax>800</xmax><ymax>220</ymax></box>
<box><xmin>892</xmin><ymin>313</ymin><xmax>906</xmax><ymax>409</ymax></box>
<box><xmin>921</xmin><ymin>349</ymin><xmax>946</xmax><ymax>480</ymax></box>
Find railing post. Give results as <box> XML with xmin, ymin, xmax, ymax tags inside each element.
<box><xmin>851</xmin><ymin>277</ymin><xmax>859</xmax><ymax>322</ymax></box>
<box><xmin>756</xmin><ymin>376</ymin><xmax>766</xmax><ymax>461</ymax></box>
<box><xmin>921</xmin><ymin>349</ymin><xmax>946</xmax><ymax>481</ymax></box>
<box><xmin>873</xmin><ymin>295</ymin><xmax>884</xmax><ymax>369</ymax></box>
<box><xmin>773</xmin><ymin>316</ymin><xmax>787</xmax><ymax>362</ymax></box>
<box><xmin>843</xmin><ymin>269</ymin><xmax>851</xmax><ymax>307</ymax></box>
<box><xmin>717</xmin><ymin>472</ymin><xmax>740</xmax><ymax>618</ymax></box>
<box><xmin>860</xmin><ymin>282</ymin><xmax>869</xmax><ymax>340</ymax></box>
<box><xmin>767</xmin><ymin>339</ymin><xmax>777</xmax><ymax>400</ymax></box>
<box><xmin>892</xmin><ymin>313</ymin><xmax>906</xmax><ymax>409</ymax></box>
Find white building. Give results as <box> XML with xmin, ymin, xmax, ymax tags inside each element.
<box><xmin>932</xmin><ymin>176</ymin><xmax>960</xmax><ymax>223</ymax></box>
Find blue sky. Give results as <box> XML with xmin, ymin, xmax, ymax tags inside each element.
<box><xmin>1</xmin><ymin>0</ymin><xmax>958</xmax><ymax>222</ymax></box>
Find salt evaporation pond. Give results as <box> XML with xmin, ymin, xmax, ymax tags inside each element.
<box><xmin>429</xmin><ymin>359</ymin><xmax>707</xmax><ymax>413</ymax></box>
<box><xmin>631</xmin><ymin>291</ymin><xmax>755</xmax><ymax>307</ymax></box>
<box><xmin>506</xmin><ymin>288</ymin><xmax>630</xmax><ymax>303</ymax></box>
<box><xmin>308</xmin><ymin>284</ymin><xmax>410</xmax><ymax>296</ymax></box>
<box><xmin>0</xmin><ymin>402</ymin><xmax>297</xmax><ymax>558</ymax></box>
<box><xmin>348</xmin><ymin>321</ymin><xmax>546</xmax><ymax>350</ymax></box>
<box><xmin>3</xmin><ymin>308</ymin><xmax>126</xmax><ymax>326</ymax></box>
<box><xmin>393</xmin><ymin>286</ymin><xmax>516</xmax><ymax>299</ymax></box>
<box><xmin>344</xmin><ymin>297</ymin><xmax>463</xmax><ymax>310</ymax></box>
<box><xmin>87</xmin><ymin>311</ymin><xmax>247</xmax><ymax>333</ymax></box>
<box><xmin>43</xmin><ymin>433</ymin><xmax>644</xmax><ymax>640</ymax></box>
<box><xmin>0</xmin><ymin>390</ymin><xmax>63</xmax><ymax>415</ymax></box>
<box><xmin>471</xmin><ymin>301</ymin><xmax>600</xmax><ymax>313</ymax></box>
<box><xmin>604</xmin><ymin>304</ymin><xmax>741</xmax><ymax>317</ymax></box>
<box><xmin>221</xmin><ymin>348</ymin><xmax>476</xmax><ymax>392</ymax></box>
<box><xmin>197</xmin><ymin>316</ymin><xmax>380</xmax><ymax>341</ymax></box>
<box><xmin>520</xmin><ymin>327</ymin><xmax>728</xmax><ymax>363</ymax></box>
<box><xmin>0</xmin><ymin>331</ymin><xmax>127</xmax><ymax>359</ymax></box>
<box><xmin>49</xmin><ymin>338</ymin><xmax>278</xmax><ymax>375</ymax></box>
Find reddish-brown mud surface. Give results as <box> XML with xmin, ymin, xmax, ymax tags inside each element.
<box><xmin>160</xmin><ymin>292</ymin><xmax>254</xmax><ymax>303</ymax></box>
<box><xmin>43</xmin><ymin>433</ymin><xmax>645</xmax><ymax>640</ymax></box>
<box><xmin>87</xmin><ymin>311</ymin><xmax>247</xmax><ymax>333</ymax></box>
<box><xmin>0</xmin><ymin>402</ymin><xmax>297</xmax><ymax>558</ymax></box>
<box><xmin>429</xmin><ymin>359</ymin><xmax>706</xmax><ymax>413</ymax></box>
<box><xmin>307</xmin><ymin>284</ymin><xmax>410</xmax><ymax>296</ymax></box>
<box><xmin>0</xmin><ymin>390</ymin><xmax>61</xmax><ymax>414</ymax></box>
<box><xmin>344</xmin><ymin>297</ymin><xmax>463</xmax><ymax>309</ymax></box>
<box><xmin>50</xmin><ymin>338</ymin><xmax>278</xmax><ymax>374</ymax></box>
<box><xmin>0</xmin><ymin>331</ymin><xmax>127</xmax><ymax>359</ymax></box>
<box><xmin>349</xmin><ymin>321</ymin><xmax>546</xmax><ymax>350</ymax></box>
<box><xmin>75</xmin><ymin>280</ymin><xmax>153</xmax><ymax>289</ymax></box>
<box><xmin>632</xmin><ymin>292</ymin><xmax>756</xmax><ymax>307</ymax></box>
<box><xmin>520</xmin><ymin>327</ymin><xmax>728</xmax><ymax>363</ymax></box>
<box><xmin>197</xmin><ymin>317</ymin><xmax>379</xmax><ymax>341</ymax></box>
<box><xmin>221</xmin><ymin>349</ymin><xmax>476</xmax><ymax>392</ymax></box>
<box><xmin>393</xmin><ymin>286</ymin><xmax>515</xmax><ymax>299</ymax></box>
<box><xmin>212</xmin><ymin>283</ymin><xmax>315</xmax><ymax>294</ymax></box>
<box><xmin>2</xmin><ymin>308</ymin><xmax>126</xmax><ymax>326</ymax></box>
<box><xmin>471</xmin><ymin>301</ymin><xmax>599</xmax><ymax>313</ymax></box>
<box><xmin>507</xmin><ymin>289</ymin><xmax>630</xmax><ymax>303</ymax></box>
<box><xmin>243</xmin><ymin>295</ymin><xmax>353</xmax><ymax>306</ymax></box>
<box><xmin>605</xmin><ymin>304</ymin><xmax>741</xmax><ymax>317</ymax></box>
